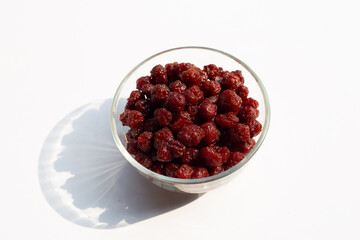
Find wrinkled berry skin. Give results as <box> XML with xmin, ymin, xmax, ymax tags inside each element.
<box><xmin>151</xmin><ymin>84</ymin><xmax>170</xmax><ymax>106</ymax></box>
<box><xmin>200</xmin><ymin>146</ymin><xmax>223</xmax><ymax>168</ymax></box>
<box><xmin>137</xmin><ymin>131</ymin><xmax>153</xmax><ymax>152</ymax></box>
<box><xmin>165</xmin><ymin>92</ymin><xmax>186</xmax><ymax>112</ymax></box>
<box><xmin>200</xmin><ymin>121</ymin><xmax>220</xmax><ymax>146</ymax></box>
<box><xmin>120</xmin><ymin>109</ymin><xmax>144</xmax><ymax>129</ymax></box>
<box><xmin>177</xmin><ymin>124</ymin><xmax>205</xmax><ymax>147</ymax></box>
<box><xmin>154</xmin><ymin>108</ymin><xmax>173</xmax><ymax>127</ymax></box>
<box><xmin>120</xmin><ymin>62</ymin><xmax>262</xmax><ymax>179</ymax></box>
<box><xmin>218</xmin><ymin>89</ymin><xmax>242</xmax><ymax>113</ymax></box>
<box><xmin>198</xmin><ymin>102</ymin><xmax>217</xmax><ymax>121</ymax></box>
<box><xmin>151</xmin><ymin>64</ymin><xmax>167</xmax><ymax>84</ymax></box>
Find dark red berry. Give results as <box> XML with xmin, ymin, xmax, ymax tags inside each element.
<box><xmin>125</xmin><ymin>90</ymin><xmax>144</xmax><ymax>109</ymax></box>
<box><xmin>215</xmin><ymin>112</ymin><xmax>239</xmax><ymax>128</ymax></box>
<box><xmin>154</xmin><ymin>127</ymin><xmax>174</xmax><ymax>149</ymax></box>
<box><xmin>144</xmin><ymin>118</ymin><xmax>160</xmax><ymax>132</ymax></box>
<box><xmin>203</xmin><ymin>64</ymin><xmax>223</xmax><ymax>80</ymax></box>
<box><xmin>227</xmin><ymin>123</ymin><xmax>251</xmax><ymax>142</ymax></box>
<box><xmin>168</xmin><ymin>140</ymin><xmax>186</xmax><ymax>158</ymax></box>
<box><xmin>231</xmin><ymin>70</ymin><xmax>245</xmax><ymax>85</ymax></box>
<box><xmin>238</xmin><ymin>106</ymin><xmax>259</xmax><ymax>122</ymax></box>
<box><xmin>225</xmin><ymin>152</ymin><xmax>246</xmax><ymax>169</ymax></box>
<box><xmin>165</xmin><ymin>163</ymin><xmax>180</xmax><ymax>177</ymax></box>
<box><xmin>150</xmin><ymin>162</ymin><xmax>165</xmax><ymax>175</ymax></box>
<box><xmin>126</xmin><ymin>139</ymin><xmax>139</xmax><ymax>155</ymax></box>
<box><xmin>202</xmin><ymin>81</ymin><xmax>221</xmax><ymax>96</ymax></box>
<box><xmin>165</xmin><ymin>91</ymin><xmax>186</xmax><ymax>112</ymax></box>
<box><xmin>200</xmin><ymin>146</ymin><xmax>223</xmax><ymax>168</ymax></box>
<box><xmin>165</xmin><ymin>62</ymin><xmax>181</xmax><ymax>81</ymax></box>
<box><xmin>120</xmin><ymin>109</ymin><xmax>144</xmax><ymax>129</ymax></box>
<box><xmin>137</xmin><ymin>131</ymin><xmax>153</xmax><ymax>152</ymax></box>
<box><xmin>246</xmin><ymin>119</ymin><xmax>262</xmax><ymax>138</ymax></box>
<box><xmin>181</xmin><ymin>148</ymin><xmax>200</xmax><ymax>165</ymax></box>
<box><xmin>181</xmin><ymin>67</ymin><xmax>203</xmax><ymax>86</ymax></box>
<box><xmin>243</xmin><ymin>97</ymin><xmax>259</xmax><ymax>108</ymax></box>
<box><xmin>151</xmin><ymin>84</ymin><xmax>170</xmax><ymax>106</ymax></box>
<box><xmin>136</xmin><ymin>76</ymin><xmax>151</xmax><ymax>90</ymax></box>
<box><xmin>154</xmin><ymin>108</ymin><xmax>173</xmax><ymax>127</ymax></box>
<box><xmin>222</xmin><ymin>73</ymin><xmax>241</xmax><ymax>90</ymax></box>
<box><xmin>176</xmin><ymin>164</ymin><xmax>194</xmax><ymax>179</ymax></box>
<box><xmin>183</xmin><ymin>85</ymin><xmax>204</xmax><ymax>105</ymax></box>
<box><xmin>191</xmin><ymin>167</ymin><xmax>209</xmax><ymax>179</ymax></box>
<box><xmin>126</xmin><ymin>127</ymin><xmax>143</xmax><ymax>141</ymax></box>
<box><xmin>202</xmin><ymin>95</ymin><xmax>219</xmax><ymax>104</ymax></box>
<box><xmin>157</xmin><ymin>147</ymin><xmax>172</xmax><ymax>162</ymax></box>
<box><xmin>236</xmin><ymin>85</ymin><xmax>249</xmax><ymax>100</ymax></box>
<box><xmin>218</xmin><ymin>89</ymin><xmax>242</xmax><ymax>113</ymax></box>
<box><xmin>170</xmin><ymin>111</ymin><xmax>192</xmax><ymax>132</ymax></box>
<box><xmin>209</xmin><ymin>166</ymin><xmax>225</xmax><ymax>176</ymax></box>
<box><xmin>135</xmin><ymin>152</ymin><xmax>152</xmax><ymax>168</ymax></box>
<box><xmin>214</xmin><ymin>145</ymin><xmax>230</xmax><ymax>163</ymax></box>
<box><xmin>231</xmin><ymin>139</ymin><xmax>256</xmax><ymax>154</ymax></box>
<box><xmin>198</xmin><ymin>102</ymin><xmax>217</xmax><ymax>121</ymax></box>
<box><xmin>177</xmin><ymin>124</ymin><xmax>205</xmax><ymax>147</ymax></box>
<box><xmin>135</xmin><ymin>99</ymin><xmax>152</xmax><ymax>117</ymax></box>
<box><xmin>151</xmin><ymin>64</ymin><xmax>167</xmax><ymax>84</ymax></box>
<box><xmin>169</xmin><ymin>80</ymin><xmax>186</xmax><ymax>94</ymax></box>
<box><xmin>186</xmin><ymin>105</ymin><xmax>200</xmax><ymax>122</ymax></box>
<box><xmin>140</xmin><ymin>83</ymin><xmax>154</xmax><ymax>96</ymax></box>
<box><xmin>200</xmin><ymin>121</ymin><xmax>220</xmax><ymax>146</ymax></box>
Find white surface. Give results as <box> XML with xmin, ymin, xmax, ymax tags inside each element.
<box><xmin>1</xmin><ymin>0</ymin><xmax>360</xmax><ymax>239</ymax></box>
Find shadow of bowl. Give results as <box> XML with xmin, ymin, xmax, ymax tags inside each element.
<box><xmin>38</xmin><ymin>99</ymin><xmax>202</xmax><ymax>229</ymax></box>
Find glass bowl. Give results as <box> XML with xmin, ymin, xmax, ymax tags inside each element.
<box><xmin>110</xmin><ymin>46</ymin><xmax>270</xmax><ymax>193</ymax></box>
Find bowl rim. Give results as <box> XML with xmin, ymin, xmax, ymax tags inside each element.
<box><xmin>110</xmin><ymin>46</ymin><xmax>271</xmax><ymax>185</ymax></box>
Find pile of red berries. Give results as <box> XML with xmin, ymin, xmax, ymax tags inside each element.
<box><xmin>120</xmin><ymin>62</ymin><xmax>262</xmax><ymax>179</ymax></box>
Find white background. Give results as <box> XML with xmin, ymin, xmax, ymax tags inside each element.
<box><xmin>1</xmin><ymin>0</ymin><xmax>360</xmax><ymax>239</ymax></box>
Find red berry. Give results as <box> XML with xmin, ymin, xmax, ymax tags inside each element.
<box><xmin>154</xmin><ymin>108</ymin><xmax>173</xmax><ymax>127</ymax></box>
<box><xmin>181</xmin><ymin>148</ymin><xmax>200</xmax><ymax>165</ymax></box>
<box><xmin>246</xmin><ymin>119</ymin><xmax>262</xmax><ymax>138</ymax></box>
<box><xmin>200</xmin><ymin>146</ymin><xmax>223</xmax><ymax>168</ymax></box>
<box><xmin>203</xmin><ymin>64</ymin><xmax>223</xmax><ymax>80</ymax></box>
<box><xmin>151</xmin><ymin>84</ymin><xmax>170</xmax><ymax>106</ymax></box>
<box><xmin>168</xmin><ymin>140</ymin><xmax>186</xmax><ymax>158</ymax></box>
<box><xmin>125</xmin><ymin>90</ymin><xmax>144</xmax><ymax>109</ymax></box>
<box><xmin>181</xmin><ymin>67</ymin><xmax>203</xmax><ymax>86</ymax></box>
<box><xmin>222</xmin><ymin>73</ymin><xmax>241</xmax><ymax>90</ymax></box>
<box><xmin>151</xmin><ymin>64</ymin><xmax>167</xmax><ymax>84</ymax></box>
<box><xmin>231</xmin><ymin>70</ymin><xmax>245</xmax><ymax>85</ymax></box>
<box><xmin>227</xmin><ymin>123</ymin><xmax>251</xmax><ymax>143</ymax></box>
<box><xmin>176</xmin><ymin>164</ymin><xmax>194</xmax><ymax>179</ymax></box>
<box><xmin>150</xmin><ymin>162</ymin><xmax>165</xmax><ymax>175</ymax></box>
<box><xmin>165</xmin><ymin>91</ymin><xmax>186</xmax><ymax>112</ymax></box>
<box><xmin>202</xmin><ymin>80</ymin><xmax>221</xmax><ymax>96</ymax></box>
<box><xmin>191</xmin><ymin>167</ymin><xmax>209</xmax><ymax>179</ymax></box>
<box><xmin>225</xmin><ymin>152</ymin><xmax>246</xmax><ymax>169</ymax></box>
<box><xmin>169</xmin><ymin>80</ymin><xmax>186</xmax><ymax>94</ymax></box>
<box><xmin>218</xmin><ymin>89</ymin><xmax>242</xmax><ymax>113</ymax></box>
<box><xmin>126</xmin><ymin>139</ymin><xmax>140</xmax><ymax>155</ymax></box>
<box><xmin>157</xmin><ymin>147</ymin><xmax>172</xmax><ymax>162</ymax></box>
<box><xmin>177</xmin><ymin>124</ymin><xmax>205</xmax><ymax>147</ymax></box>
<box><xmin>135</xmin><ymin>152</ymin><xmax>152</xmax><ymax>168</ymax></box>
<box><xmin>137</xmin><ymin>131</ymin><xmax>153</xmax><ymax>152</ymax></box>
<box><xmin>231</xmin><ymin>139</ymin><xmax>256</xmax><ymax>154</ymax></box>
<box><xmin>215</xmin><ymin>112</ymin><xmax>239</xmax><ymax>128</ymax></box>
<box><xmin>136</xmin><ymin>76</ymin><xmax>151</xmax><ymax>90</ymax></box>
<box><xmin>183</xmin><ymin>85</ymin><xmax>204</xmax><ymax>105</ymax></box>
<box><xmin>238</xmin><ymin>106</ymin><xmax>259</xmax><ymax>122</ymax></box>
<box><xmin>198</xmin><ymin>102</ymin><xmax>217</xmax><ymax>121</ymax></box>
<box><xmin>165</xmin><ymin>62</ymin><xmax>181</xmax><ymax>81</ymax></box>
<box><xmin>165</xmin><ymin>163</ymin><xmax>180</xmax><ymax>177</ymax></box>
<box><xmin>154</xmin><ymin>127</ymin><xmax>174</xmax><ymax>149</ymax></box>
<box><xmin>236</xmin><ymin>85</ymin><xmax>249</xmax><ymax>100</ymax></box>
<box><xmin>170</xmin><ymin>111</ymin><xmax>192</xmax><ymax>132</ymax></box>
<box><xmin>209</xmin><ymin>166</ymin><xmax>224</xmax><ymax>176</ymax></box>
<box><xmin>120</xmin><ymin>109</ymin><xmax>144</xmax><ymax>129</ymax></box>
<box><xmin>243</xmin><ymin>97</ymin><xmax>259</xmax><ymax>108</ymax></box>
<box><xmin>200</xmin><ymin>121</ymin><xmax>220</xmax><ymax>146</ymax></box>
